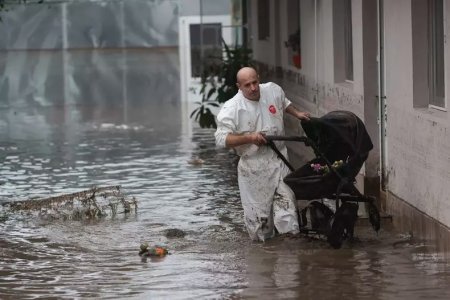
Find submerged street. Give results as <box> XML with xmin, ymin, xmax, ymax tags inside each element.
<box><xmin>0</xmin><ymin>49</ymin><xmax>450</xmax><ymax>299</ymax></box>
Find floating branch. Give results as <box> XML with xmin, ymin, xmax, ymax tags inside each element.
<box><xmin>2</xmin><ymin>185</ymin><xmax>137</xmax><ymax>220</ymax></box>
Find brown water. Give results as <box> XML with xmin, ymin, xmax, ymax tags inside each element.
<box><xmin>1</xmin><ymin>49</ymin><xmax>450</xmax><ymax>300</ymax></box>
<box><xmin>1</xmin><ymin>103</ymin><xmax>450</xmax><ymax>300</ymax></box>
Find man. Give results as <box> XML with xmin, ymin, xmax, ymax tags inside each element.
<box><xmin>214</xmin><ymin>67</ymin><xmax>310</xmax><ymax>241</ymax></box>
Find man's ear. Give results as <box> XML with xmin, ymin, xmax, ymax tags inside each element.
<box><xmin>236</xmin><ymin>83</ymin><xmax>240</xmax><ymax>89</ymax></box>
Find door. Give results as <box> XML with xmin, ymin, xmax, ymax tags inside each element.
<box><xmin>179</xmin><ymin>15</ymin><xmax>232</xmax><ymax>103</ymax></box>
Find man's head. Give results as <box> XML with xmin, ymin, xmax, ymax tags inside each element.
<box><xmin>236</xmin><ymin>67</ymin><xmax>260</xmax><ymax>101</ymax></box>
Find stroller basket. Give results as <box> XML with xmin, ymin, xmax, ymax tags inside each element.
<box><xmin>284</xmin><ymin>158</ymin><xmax>344</xmax><ymax>200</ymax></box>
<box><xmin>285</xmin><ymin>155</ymin><xmax>369</xmax><ymax>200</ymax></box>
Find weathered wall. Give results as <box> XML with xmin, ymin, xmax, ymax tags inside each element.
<box><xmin>250</xmin><ymin>0</ymin><xmax>450</xmax><ymax>232</ymax></box>
<box><xmin>247</xmin><ymin>0</ymin><xmax>450</xmax><ymax>239</ymax></box>
<box><xmin>383</xmin><ymin>0</ymin><xmax>450</xmax><ymax>228</ymax></box>
<box><xmin>248</xmin><ymin>0</ymin><xmax>372</xmax><ymax>170</ymax></box>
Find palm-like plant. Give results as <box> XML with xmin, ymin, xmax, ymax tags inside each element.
<box><xmin>190</xmin><ymin>39</ymin><xmax>253</xmax><ymax>128</ymax></box>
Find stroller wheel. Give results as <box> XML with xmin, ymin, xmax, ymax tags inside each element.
<box><xmin>327</xmin><ymin>202</ymin><xmax>358</xmax><ymax>249</ymax></box>
<box><xmin>327</xmin><ymin>215</ymin><xmax>345</xmax><ymax>249</ymax></box>
<box><xmin>367</xmin><ymin>201</ymin><xmax>381</xmax><ymax>232</ymax></box>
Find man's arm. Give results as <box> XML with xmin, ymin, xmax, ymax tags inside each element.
<box><xmin>225</xmin><ymin>132</ymin><xmax>267</xmax><ymax>148</ymax></box>
<box><xmin>285</xmin><ymin>104</ymin><xmax>311</xmax><ymax>120</ymax></box>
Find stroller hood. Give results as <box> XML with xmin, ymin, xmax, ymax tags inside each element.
<box><xmin>284</xmin><ymin>111</ymin><xmax>373</xmax><ymax>200</ymax></box>
<box><xmin>301</xmin><ymin>110</ymin><xmax>373</xmax><ymax>168</ymax></box>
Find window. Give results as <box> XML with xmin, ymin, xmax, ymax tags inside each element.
<box><xmin>189</xmin><ymin>23</ymin><xmax>222</xmax><ymax>78</ymax></box>
<box><xmin>343</xmin><ymin>0</ymin><xmax>353</xmax><ymax>81</ymax></box>
<box><xmin>412</xmin><ymin>0</ymin><xmax>446</xmax><ymax>109</ymax></box>
<box><xmin>429</xmin><ymin>0</ymin><xmax>445</xmax><ymax>108</ymax></box>
<box><xmin>333</xmin><ymin>0</ymin><xmax>354</xmax><ymax>82</ymax></box>
<box><xmin>286</xmin><ymin>0</ymin><xmax>301</xmax><ymax>69</ymax></box>
<box><xmin>258</xmin><ymin>0</ymin><xmax>270</xmax><ymax>40</ymax></box>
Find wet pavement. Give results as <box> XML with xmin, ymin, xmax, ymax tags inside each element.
<box><xmin>1</xmin><ymin>50</ymin><xmax>450</xmax><ymax>300</ymax></box>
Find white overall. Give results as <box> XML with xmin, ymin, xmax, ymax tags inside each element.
<box><xmin>215</xmin><ymin>83</ymin><xmax>299</xmax><ymax>241</ymax></box>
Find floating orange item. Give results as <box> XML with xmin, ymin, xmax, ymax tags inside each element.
<box><xmin>139</xmin><ymin>243</ymin><xmax>169</xmax><ymax>257</ymax></box>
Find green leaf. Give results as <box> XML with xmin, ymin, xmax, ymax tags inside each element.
<box><xmin>206</xmin><ymin>87</ymin><xmax>216</xmax><ymax>99</ymax></box>
<box><xmin>207</xmin><ymin>102</ymin><xmax>220</xmax><ymax>107</ymax></box>
<box><xmin>190</xmin><ymin>107</ymin><xmax>201</xmax><ymax>119</ymax></box>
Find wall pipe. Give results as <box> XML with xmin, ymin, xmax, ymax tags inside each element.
<box><xmin>314</xmin><ymin>0</ymin><xmax>318</xmax><ymax>86</ymax></box>
<box><xmin>377</xmin><ymin>0</ymin><xmax>387</xmax><ymax>190</ymax></box>
<box><xmin>312</xmin><ymin>0</ymin><xmax>320</xmax><ymax>117</ymax></box>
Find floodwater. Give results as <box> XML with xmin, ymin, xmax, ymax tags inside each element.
<box><xmin>1</xmin><ymin>51</ymin><xmax>450</xmax><ymax>300</ymax></box>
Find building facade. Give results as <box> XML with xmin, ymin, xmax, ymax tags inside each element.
<box><xmin>245</xmin><ymin>0</ymin><xmax>450</xmax><ymax>249</ymax></box>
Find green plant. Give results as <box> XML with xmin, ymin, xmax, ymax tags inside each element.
<box><xmin>190</xmin><ymin>38</ymin><xmax>254</xmax><ymax>129</ymax></box>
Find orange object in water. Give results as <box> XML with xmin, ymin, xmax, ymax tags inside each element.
<box><xmin>139</xmin><ymin>243</ymin><xmax>169</xmax><ymax>257</ymax></box>
<box><xmin>153</xmin><ymin>247</ymin><xmax>168</xmax><ymax>256</ymax></box>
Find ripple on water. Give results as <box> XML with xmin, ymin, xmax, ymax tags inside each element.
<box><xmin>2</xmin><ymin>117</ymin><xmax>450</xmax><ymax>299</ymax></box>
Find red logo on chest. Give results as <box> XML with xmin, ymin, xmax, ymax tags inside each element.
<box><xmin>269</xmin><ymin>105</ymin><xmax>277</xmax><ymax>114</ymax></box>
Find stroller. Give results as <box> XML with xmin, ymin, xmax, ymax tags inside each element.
<box><xmin>266</xmin><ymin>110</ymin><xmax>380</xmax><ymax>249</ymax></box>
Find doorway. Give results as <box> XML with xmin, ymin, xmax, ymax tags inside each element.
<box><xmin>178</xmin><ymin>15</ymin><xmax>232</xmax><ymax>103</ymax></box>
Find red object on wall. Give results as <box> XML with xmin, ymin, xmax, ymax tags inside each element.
<box><xmin>292</xmin><ymin>54</ymin><xmax>301</xmax><ymax>68</ymax></box>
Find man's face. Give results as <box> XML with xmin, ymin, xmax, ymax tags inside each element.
<box><xmin>237</xmin><ymin>72</ymin><xmax>260</xmax><ymax>101</ymax></box>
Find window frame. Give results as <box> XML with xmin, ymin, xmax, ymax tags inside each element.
<box><xmin>428</xmin><ymin>0</ymin><xmax>446</xmax><ymax>110</ymax></box>
<box><xmin>257</xmin><ymin>0</ymin><xmax>270</xmax><ymax>40</ymax></box>
<box><xmin>343</xmin><ymin>0</ymin><xmax>354</xmax><ymax>82</ymax></box>
<box><xmin>285</xmin><ymin>0</ymin><xmax>301</xmax><ymax>70</ymax></box>
<box><xmin>333</xmin><ymin>0</ymin><xmax>354</xmax><ymax>84</ymax></box>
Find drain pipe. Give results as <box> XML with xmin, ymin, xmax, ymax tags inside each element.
<box><xmin>120</xmin><ymin>1</ymin><xmax>128</xmax><ymax>124</ymax></box>
<box><xmin>62</xmin><ymin>3</ymin><xmax>68</xmax><ymax>105</ymax></box>
<box><xmin>200</xmin><ymin>0</ymin><xmax>204</xmax><ymax>77</ymax></box>
<box><xmin>377</xmin><ymin>0</ymin><xmax>387</xmax><ymax>190</ymax></box>
<box><xmin>314</xmin><ymin>0</ymin><xmax>317</xmax><ymax>84</ymax></box>
<box><xmin>313</xmin><ymin>0</ymin><xmax>318</xmax><ymax>113</ymax></box>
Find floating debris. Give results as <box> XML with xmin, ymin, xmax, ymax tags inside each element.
<box><xmin>187</xmin><ymin>158</ymin><xmax>204</xmax><ymax>165</ymax></box>
<box><xmin>1</xmin><ymin>186</ymin><xmax>137</xmax><ymax>221</ymax></box>
<box><xmin>0</xmin><ymin>212</ymin><xmax>9</xmax><ymax>223</ymax></box>
<box><xmin>139</xmin><ymin>243</ymin><xmax>169</xmax><ymax>257</ymax></box>
<box><xmin>165</xmin><ymin>228</ymin><xmax>186</xmax><ymax>238</ymax></box>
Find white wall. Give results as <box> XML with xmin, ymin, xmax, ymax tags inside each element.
<box><xmin>247</xmin><ymin>0</ymin><xmax>450</xmax><ymax>230</ymax></box>
<box><xmin>384</xmin><ymin>0</ymin><xmax>450</xmax><ymax>227</ymax></box>
<box><xmin>249</xmin><ymin>0</ymin><xmax>369</xmax><ymax>161</ymax></box>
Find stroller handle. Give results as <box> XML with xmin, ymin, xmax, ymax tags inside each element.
<box><xmin>265</xmin><ymin>135</ymin><xmax>320</xmax><ymax>172</ymax></box>
<box><xmin>264</xmin><ymin>135</ymin><xmax>309</xmax><ymax>143</ymax></box>
<box><xmin>264</xmin><ymin>135</ymin><xmax>311</xmax><ymax>172</ymax></box>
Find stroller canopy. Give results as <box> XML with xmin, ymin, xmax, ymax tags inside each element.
<box><xmin>301</xmin><ymin>111</ymin><xmax>373</xmax><ymax>175</ymax></box>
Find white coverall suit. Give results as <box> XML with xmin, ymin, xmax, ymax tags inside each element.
<box><xmin>215</xmin><ymin>82</ymin><xmax>299</xmax><ymax>241</ymax></box>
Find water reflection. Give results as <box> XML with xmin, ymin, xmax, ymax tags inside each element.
<box><xmin>1</xmin><ymin>101</ymin><xmax>450</xmax><ymax>299</ymax></box>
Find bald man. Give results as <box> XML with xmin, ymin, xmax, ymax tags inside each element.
<box><xmin>215</xmin><ymin>67</ymin><xmax>310</xmax><ymax>241</ymax></box>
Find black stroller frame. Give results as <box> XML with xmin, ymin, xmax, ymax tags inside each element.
<box><xmin>266</xmin><ymin>110</ymin><xmax>380</xmax><ymax>249</ymax></box>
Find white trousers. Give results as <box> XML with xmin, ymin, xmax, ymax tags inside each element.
<box><xmin>238</xmin><ymin>159</ymin><xmax>299</xmax><ymax>242</ymax></box>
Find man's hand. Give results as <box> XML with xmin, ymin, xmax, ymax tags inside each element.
<box><xmin>296</xmin><ymin>111</ymin><xmax>311</xmax><ymax>121</ymax></box>
<box><xmin>225</xmin><ymin>132</ymin><xmax>267</xmax><ymax>148</ymax></box>
<box><xmin>250</xmin><ymin>132</ymin><xmax>267</xmax><ymax>146</ymax></box>
<box><xmin>285</xmin><ymin>105</ymin><xmax>311</xmax><ymax>121</ymax></box>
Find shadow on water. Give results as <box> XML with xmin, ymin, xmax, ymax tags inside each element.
<box><xmin>1</xmin><ymin>50</ymin><xmax>450</xmax><ymax>300</ymax></box>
